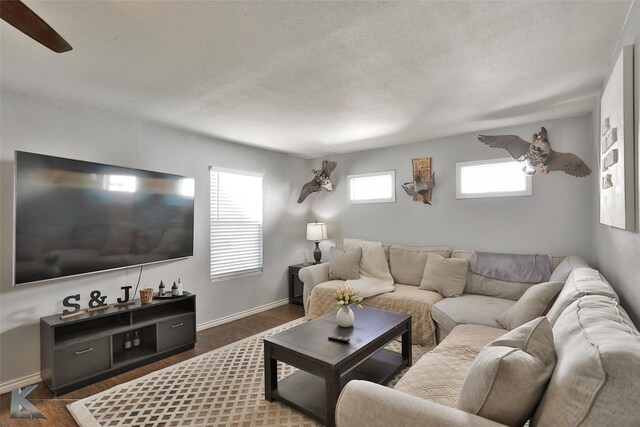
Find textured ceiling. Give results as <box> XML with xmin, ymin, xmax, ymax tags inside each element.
<box><xmin>0</xmin><ymin>1</ymin><xmax>632</xmax><ymax>158</ymax></box>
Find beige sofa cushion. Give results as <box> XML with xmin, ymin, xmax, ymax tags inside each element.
<box><xmin>533</xmin><ymin>295</ymin><xmax>640</xmax><ymax>426</ymax></box>
<box><xmin>329</xmin><ymin>246</ymin><xmax>362</xmax><ymax>280</ymax></box>
<box><xmin>307</xmin><ymin>281</ymin><xmax>442</xmax><ymax>346</ymax></box>
<box><xmin>394</xmin><ymin>324</ymin><xmax>506</xmax><ymax>407</ymax></box>
<box><xmin>453</xmin><ymin>250</ymin><xmax>537</xmax><ymax>300</ymax></box>
<box><xmin>432</xmin><ymin>295</ymin><xmax>514</xmax><ymax>338</ymax></box>
<box><xmin>459</xmin><ymin>317</ymin><xmax>556</xmax><ymax>427</ymax></box>
<box><xmin>548</xmin><ymin>255</ymin><xmax>590</xmax><ymax>282</ymax></box>
<box><xmin>545</xmin><ymin>268</ymin><xmax>618</xmax><ymax>326</ymax></box>
<box><xmin>389</xmin><ymin>245</ymin><xmax>452</xmax><ymax>286</ymax></box>
<box><xmin>497</xmin><ymin>281</ymin><xmax>564</xmax><ymax>330</ymax></box>
<box><xmin>420</xmin><ymin>253</ymin><xmax>469</xmax><ymax>297</ymax></box>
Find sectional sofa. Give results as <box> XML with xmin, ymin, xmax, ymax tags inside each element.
<box><xmin>300</xmin><ymin>244</ymin><xmax>563</xmax><ymax>346</ymax></box>
<box><xmin>299</xmin><ymin>244</ymin><xmax>640</xmax><ymax>426</ymax></box>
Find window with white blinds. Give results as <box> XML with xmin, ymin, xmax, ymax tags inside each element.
<box><xmin>209</xmin><ymin>168</ymin><xmax>263</xmax><ymax>281</ymax></box>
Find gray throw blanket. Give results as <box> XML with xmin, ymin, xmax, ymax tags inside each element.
<box><xmin>471</xmin><ymin>251</ymin><xmax>551</xmax><ymax>283</ymax></box>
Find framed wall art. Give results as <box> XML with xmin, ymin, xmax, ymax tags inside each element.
<box><xmin>599</xmin><ymin>44</ymin><xmax>636</xmax><ymax>230</ymax></box>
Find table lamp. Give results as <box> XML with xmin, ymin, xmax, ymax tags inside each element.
<box><xmin>306</xmin><ymin>221</ymin><xmax>328</xmax><ymax>263</ymax></box>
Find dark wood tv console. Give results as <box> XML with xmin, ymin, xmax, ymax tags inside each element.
<box><xmin>40</xmin><ymin>294</ymin><xmax>196</xmax><ymax>395</ymax></box>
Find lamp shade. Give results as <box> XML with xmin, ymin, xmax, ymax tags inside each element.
<box><xmin>306</xmin><ymin>222</ymin><xmax>327</xmax><ymax>241</ymax></box>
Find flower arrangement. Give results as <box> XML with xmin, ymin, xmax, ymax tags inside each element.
<box><xmin>335</xmin><ymin>286</ymin><xmax>363</xmax><ymax>308</ymax></box>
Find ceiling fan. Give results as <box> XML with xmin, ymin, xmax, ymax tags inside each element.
<box><xmin>1</xmin><ymin>0</ymin><xmax>72</xmax><ymax>53</ymax></box>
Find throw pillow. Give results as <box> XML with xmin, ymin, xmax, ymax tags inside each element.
<box><xmin>419</xmin><ymin>253</ymin><xmax>468</xmax><ymax>297</ymax></box>
<box><xmin>458</xmin><ymin>317</ymin><xmax>557</xmax><ymax>427</ymax></box>
<box><xmin>329</xmin><ymin>246</ymin><xmax>362</xmax><ymax>280</ymax></box>
<box><xmin>497</xmin><ymin>281</ymin><xmax>564</xmax><ymax>330</ymax></box>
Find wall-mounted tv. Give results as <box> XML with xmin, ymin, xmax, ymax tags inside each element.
<box><xmin>14</xmin><ymin>151</ymin><xmax>195</xmax><ymax>285</ymax></box>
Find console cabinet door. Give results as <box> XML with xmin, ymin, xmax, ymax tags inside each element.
<box><xmin>157</xmin><ymin>313</ymin><xmax>195</xmax><ymax>352</ymax></box>
<box><xmin>53</xmin><ymin>337</ymin><xmax>110</xmax><ymax>386</ymax></box>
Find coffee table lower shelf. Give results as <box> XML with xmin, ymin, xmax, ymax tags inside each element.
<box><xmin>272</xmin><ymin>348</ymin><xmax>405</xmax><ymax>423</ymax></box>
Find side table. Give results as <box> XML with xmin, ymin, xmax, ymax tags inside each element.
<box><xmin>288</xmin><ymin>264</ymin><xmax>306</xmax><ymax>305</ymax></box>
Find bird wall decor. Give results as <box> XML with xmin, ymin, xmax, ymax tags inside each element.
<box><xmin>402</xmin><ymin>171</ymin><xmax>436</xmax><ymax>204</ymax></box>
<box><xmin>477</xmin><ymin>127</ymin><xmax>591</xmax><ymax>177</ymax></box>
<box><xmin>297</xmin><ymin>160</ymin><xmax>337</xmax><ymax>203</ymax></box>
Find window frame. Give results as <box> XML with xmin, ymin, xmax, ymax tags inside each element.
<box><xmin>209</xmin><ymin>166</ymin><xmax>264</xmax><ymax>282</ymax></box>
<box><xmin>347</xmin><ymin>170</ymin><xmax>396</xmax><ymax>204</ymax></box>
<box><xmin>456</xmin><ymin>157</ymin><xmax>533</xmax><ymax>199</ymax></box>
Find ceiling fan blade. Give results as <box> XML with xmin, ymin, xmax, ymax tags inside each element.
<box><xmin>1</xmin><ymin>0</ymin><xmax>72</xmax><ymax>53</ymax></box>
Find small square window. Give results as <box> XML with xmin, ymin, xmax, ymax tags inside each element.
<box><xmin>347</xmin><ymin>171</ymin><xmax>395</xmax><ymax>204</ymax></box>
<box><xmin>456</xmin><ymin>158</ymin><xmax>532</xmax><ymax>199</ymax></box>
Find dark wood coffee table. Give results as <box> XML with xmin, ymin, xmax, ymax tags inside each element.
<box><xmin>264</xmin><ymin>307</ymin><xmax>412</xmax><ymax>426</ymax></box>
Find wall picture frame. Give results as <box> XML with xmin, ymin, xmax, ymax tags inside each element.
<box><xmin>599</xmin><ymin>44</ymin><xmax>636</xmax><ymax>230</ymax></box>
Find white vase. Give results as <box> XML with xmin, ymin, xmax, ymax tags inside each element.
<box><xmin>336</xmin><ymin>305</ymin><xmax>355</xmax><ymax>328</ymax></box>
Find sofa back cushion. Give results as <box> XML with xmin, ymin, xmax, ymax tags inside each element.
<box><xmin>532</xmin><ymin>295</ymin><xmax>640</xmax><ymax>427</ymax></box>
<box><xmin>548</xmin><ymin>255</ymin><xmax>590</xmax><ymax>282</ymax></box>
<box><xmin>389</xmin><ymin>245</ymin><xmax>452</xmax><ymax>286</ymax></box>
<box><xmin>453</xmin><ymin>250</ymin><xmax>538</xmax><ymax>301</ymax></box>
<box><xmin>545</xmin><ymin>268</ymin><xmax>618</xmax><ymax>326</ymax></box>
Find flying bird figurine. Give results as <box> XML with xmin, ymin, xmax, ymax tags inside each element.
<box><xmin>297</xmin><ymin>160</ymin><xmax>337</xmax><ymax>203</ymax></box>
<box><xmin>402</xmin><ymin>171</ymin><xmax>435</xmax><ymax>204</ymax></box>
<box><xmin>477</xmin><ymin>127</ymin><xmax>591</xmax><ymax>177</ymax></box>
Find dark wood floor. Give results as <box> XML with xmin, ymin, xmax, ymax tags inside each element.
<box><xmin>0</xmin><ymin>303</ymin><xmax>305</xmax><ymax>426</ymax></box>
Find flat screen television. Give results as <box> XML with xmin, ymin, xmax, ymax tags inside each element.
<box><xmin>14</xmin><ymin>151</ymin><xmax>195</xmax><ymax>285</ymax></box>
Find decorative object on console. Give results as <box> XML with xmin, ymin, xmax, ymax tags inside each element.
<box><xmin>297</xmin><ymin>160</ymin><xmax>337</xmax><ymax>203</ymax></box>
<box><xmin>401</xmin><ymin>157</ymin><xmax>435</xmax><ymax>204</ymax></box>
<box><xmin>140</xmin><ymin>288</ymin><xmax>153</xmax><ymax>304</ymax></box>
<box><xmin>303</xmin><ymin>251</ymin><xmax>310</xmax><ymax>266</ymax></box>
<box><xmin>154</xmin><ymin>291</ymin><xmax>191</xmax><ymax>299</ymax></box>
<box><xmin>177</xmin><ymin>277</ymin><xmax>184</xmax><ymax>296</ymax></box>
<box><xmin>62</xmin><ymin>294</ymin><xmax>83</xmax><ymax>318</ymax></box>
<box><xmin>133</xmin><ymin>331</ymin><xmax>141</xmax><ymax>347</ymax></box>
<box><xmin>172</xmin><ymin>282</ymin><xmax>179</xmax><ymax>296</ymax></box>
<box><xmin>124</xmin><ymin>333</ymin><xmax>132</xmax><ymax>350</ymax></box>
<box><xmin>114</xmin><ymin>285</ymin><xmax>135</xmax><ymax>307</ymax></box>
<box><xmin>158</xmin><ymin>280</ymin><xmax>165</xmax><ymax>297</ymax></box>
<box><xmin>306</xmin><ymin>221</ymin><xmax>328</xmax><ymax>262</ymax></box>
<box><xmin>599</xmin><ymin>44</ymin><xmax>636</xmax><ymax>230</ymax></box>
<box><xmin>478</xmin><ymin>126</ymin><xmax>591</xmax><ymax>177</ymax></box>
<box><xmin>88</xmin><ymin>290</ymin><xmax>108</xmax><ymax>309</ymax></box>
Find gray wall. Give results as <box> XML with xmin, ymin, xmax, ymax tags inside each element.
<box><xmin>310</xmin><ymin>115</ymin><xmax>595</xmax><ymax>262</ymax></box>
<box><xmin>0</xmin><ymin>90</ymin><xmax>310</xmax><ymax>385</ymax></box>
<box><xmin>592</xmin><ymin>1</ymin><xmax>640</xmax><ymax>326</ymax></box>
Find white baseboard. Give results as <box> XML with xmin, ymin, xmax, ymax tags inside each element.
<box><xmin>0</xmin><ymin>299</ymin><xmax>290</xmax><ymax>394</ymax></box>
<box><xmin>196</xmin><ymin>298</ymin><xmax>290</xmax><ymax>332</ymax></box>
<box><xmin>0</xmin><ymin>371</ymin><xmax>42</xmax><ymax>395</ymax></box>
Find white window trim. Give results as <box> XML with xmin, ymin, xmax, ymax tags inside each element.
<box><xmin>347</xmin><ymin>170</ymin><xmax>396</xmax><ymax>204</ymax></box>
<box><xmin>209</xmin><ymin>166</ymin><xmax>264</xmax><ymax>282</ymax></box>
<box><xmin>456</xmin><ymin>158</ymin><xmax>532</xmax><ymax>199</ymax></box>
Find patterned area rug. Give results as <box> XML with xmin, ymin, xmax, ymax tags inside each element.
<box><xmin>68</xmin><ymin>318</ymin><xmax>430</xmax><ymax>427</ymax></box>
